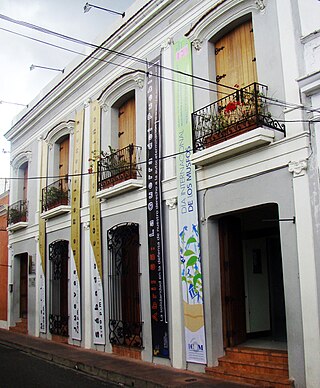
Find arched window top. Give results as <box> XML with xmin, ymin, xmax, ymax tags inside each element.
<box><xmin>44</xmin><ymin>120</ymin><xmax>74</xmax><ymax>147</ymax></box>
<box><xmin>98</xmin><ymin>71</ymin><xmax>144</xmax><ymax>112</ymax></box>
<box><xmin>186</xmin><ymin>2</ymin><xmax>256</xmax><ymax>44</ymax></box>
<box><xmin>11</xmin><ymin>151</ymin><xmax>32</xmax><ymax>171</ymax></box>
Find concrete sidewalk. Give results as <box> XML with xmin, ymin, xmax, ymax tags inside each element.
<box><xmin>0</xmin><ymin>329</ymin><xmax>246</xmax><ymax>387</ymax></box>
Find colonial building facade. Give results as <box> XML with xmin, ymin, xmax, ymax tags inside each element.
<box><xmin>5</xmin><ymin>1</ymin><xmax>320</xmax><ymax>387</ymax></box>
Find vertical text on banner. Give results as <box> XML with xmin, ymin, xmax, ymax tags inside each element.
<box><xmin>89</xmin><ymin>100</ymin><xmax>105</xmax><ymax>344</ymax></box>
<box><xmin>173</xmin><ymin>37</ymin><xmax>207</xmax><ymax>364</ymax></box>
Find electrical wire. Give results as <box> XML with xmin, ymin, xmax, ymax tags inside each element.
<box><xmin>1</xmin><ymin>118</ymin><xmax>320</xmax><ymax>183</ymax></box>
<box><xmin>1</xmin><ymin>12</ymin><xmax>319</xmax><ymax>114</ymax></box>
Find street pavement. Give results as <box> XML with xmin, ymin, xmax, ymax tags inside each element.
<box><xmin>0</xmin><ymin>329</ymin><xmax>247</xmax><ymax>387</ymax></box>
<box><xmin>0</xmin><ymin>343</ymin><xmax>117</xmax><ymax>388</ymax></box>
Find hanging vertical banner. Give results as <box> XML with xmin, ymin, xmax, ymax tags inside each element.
<box><xmin>70</xmin><ymin>110</ymin><xmax>84</xmax><ymax>340</ymax></box>
<box><xmin>89</xmin><ymin>100</ymin><xmax>105</xmax><ymax>344</ymax></box>
<box><xmin>173</xmin><ymin>38</ymin><xmax>207</xmax><ymax>364</ymax></box>
<box><xmin>146</xmin><ymin>56</ymin><xmax>169</xmax><ymax>358</ymax></box>
<box><xmin>39</xmin><ymin>140</ymin><xmax>48</xmax><ymax>333</ymax></box>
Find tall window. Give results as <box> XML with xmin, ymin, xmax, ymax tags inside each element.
<box><xmin>107</xmin><ymin>223</ymin><xmax>142</xmax><ymax>348</ymax></box>
<box><xmin>49</xmin><ymin>240</ymin><xmax>69</xmax><ymax>337</ymax></box>
<box><xmin>215</xmin><ymin>19</ymin><xmax>257</xmax><ymax>97</ymax></box>
<box><xmin>118</xmin><ymin>96</ymin><xmax>136</xmax><ymax>150</ymax></box>
<box><xmin>58</xmin><ymin>135</ymin><xmax>70</xmax><ymax>178</ymax></box>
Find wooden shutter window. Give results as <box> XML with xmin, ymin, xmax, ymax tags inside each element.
<box><xmin>215</xmin><ymin>20</ymin><xmax>258</xmax><ymax>98</ymax></box>
<box><xmin>118</xmin><ymin>97</ymin><xmax>136</xmax><ymax>150</ymax></box>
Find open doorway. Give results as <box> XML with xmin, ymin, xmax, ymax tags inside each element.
<box><xmin>219</xmin><ymin>204</ymin><xmax>287</xmax><ymax>350</ymax></box>
<box><xmin>19</xmin><ymin>253</ymin><xmax>28</xmax><ymax>320</ymax></box>
<box><xmin>49</xmin><ymin>240</ymin><xmax>69</xmax><ymax>339</ymax></box>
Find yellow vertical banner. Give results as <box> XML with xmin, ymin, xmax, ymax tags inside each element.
<box><xmin>89</xmin><ymin>100</ymin><xmax>105</xmax><ymax>344</ymax></box>
<box><xmin>39</xmin><ymin>140</ymin><xmax>48</xmax><ymax>333</ymax></box>
<box><xmin>70</xmin><ymin>110</ymin><xmax>84</xmax><ymax>340</ymax></box>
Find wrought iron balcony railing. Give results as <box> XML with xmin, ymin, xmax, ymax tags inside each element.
<box><xmin>7</xmin><ymin>200</ymin><xmax>28</xmax><ymax>225</ymax></box>
<box><xmin>192</xmin><ymin>82</ymin><xmax>286</xmax><ymax>151</ymax></box>
<box><xmin>42</xmin><ymin>178</ymin><xmax>69</xmax><ymax>213</ymax></box>
<box><xmin>97</xmin><ymin>144</ymin><xmax>142</xmax><ymax>191</ymax></box>
<box><xmin>49</xmin><ymin>314</ymin><xmax>68</xmax><ymax>337</ymax></box>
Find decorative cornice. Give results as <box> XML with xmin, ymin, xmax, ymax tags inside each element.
<box><xmin>161</xmin><ymin>37</ymin><xmax>174</xmax><ymax>51</ymax></box>
<box><xmin>166</xmin><ymin>197</ymin><xmax>177</xmax><ymax>210</ymax></box>
<box><xmin>84</xmin><ymin>98</ymin><xmax>92</xmax><ymax>109</ymax></box>
<box><xmin>11</xmin><ymin>150</ymin><xmax>32</xmax><ymax>170</ymax></box>
<box><xmin>192</xmin><ymin>39</ymin><xmax>203</xmax><ymax>51</ymax></box>
<box><xmin>288</xmin><ymin>160</ymin><xmax>308</xmax><ymax>177</ymax></box>
<box><xmin>255</xmin><ymin>0</ymin><xmax>266</xmax><ymax>11</ymax></box>
<box><xmin>134</xmin><ymin>72</ymin><xmax>145</xmax><ymax>89</ymax></box>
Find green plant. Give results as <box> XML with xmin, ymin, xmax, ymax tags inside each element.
<box><xmin>8</xmin><ymin>206</ymin><xmax>27</xmax><ymax>224</ymax></box>
<box><xmin>45</xmin><ymin>186</ymin><xmax>68</xmax><ymax>207</ymax></box>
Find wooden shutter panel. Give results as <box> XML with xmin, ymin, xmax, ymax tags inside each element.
<box><xmin>59</xmin><ymin>136</ymin><xmax>70</xmax><ymax>177</ymax></box>
<box><xmin>118</xmin><ymin>97</ymin><xmax>136</xmax><ymax>150</ymax></box>
<box><xmin>215</xmin><ymin>20</ymin><xmax>257</xmax><ymax>98</ymax></box>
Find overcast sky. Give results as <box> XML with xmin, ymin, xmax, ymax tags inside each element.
<box><xmin>0</xmin><ymin>0</ymin><xmax>135</xmax><ymax>193</ymax></box>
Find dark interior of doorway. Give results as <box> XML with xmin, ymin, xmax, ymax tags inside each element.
<box><xmin>219</xmin><ymin>203</ymin><xmax>287</xmax><ymax>350</ymax></box>
<box><xmin>20</xmin><ymin>253</ymin><xmax>28</xmax><ymax>319</ymax></box>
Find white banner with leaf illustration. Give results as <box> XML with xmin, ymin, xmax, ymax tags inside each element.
<box><xmin>174</xmin><ymin>38</ymin><xmax>207</xmax><ymax>364</ymax></box>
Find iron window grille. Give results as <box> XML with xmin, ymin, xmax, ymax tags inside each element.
<box><xmin>107</xmin><ymin>223</ymin><xmax>143</xmax><ymax>348</ymax></box>
<box><xmin>49</xmin><ymin>240</ymin><xmax>69</xmax><ymax>337</ymax></box>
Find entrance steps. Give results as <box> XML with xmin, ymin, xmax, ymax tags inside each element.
<box><xmin>206</xmin><ymin>347</ymin><xmax>294</xmax><ymax>387</ymax></box>
<box><xmin>9</xmin><ymin>318</ymin><xmax>28</xmax><ymax>334</ymax></box>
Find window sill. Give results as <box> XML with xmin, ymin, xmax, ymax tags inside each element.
<box><xmin>96</xmin><ymin>179</ymin><xmax>143</xmax><ymax>200</ymax></box>
<box><xmin>41</xmin><ymin>205</ymin><xmax>71</xmax><ymax>219</ymax></box>
<box><xmin>191</xmin><ymin>127</ymin><xmax>275</xmax><ymax>166</ymax></box>
<box><xmin>7</xmin><ymin>221</ymin><xmax>28</xmax><ymax>232</ymax></box>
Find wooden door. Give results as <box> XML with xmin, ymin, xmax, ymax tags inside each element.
<box><xmin>118</xmin><ymin>97</ymin><xmax>136</xmax><ymax>150</ymax></box>
<box><xmin>23</xmin><ymin>165</ymin><xmax>28</xmax><ymax>202</ymax></box>
<box><xmin>59</xmin><ymin>137</ymin><xmax>69</xmax><ymax>177</ymax></box>
<box><xmin>215</xmin><ymin>20</ymin><xmax>257</xmax><ymax>98</ymax></box>
<box><xmin>219</xmin><ymin>216</ymin><xmax>246</xmax><ymax>348</ymax></box>
<box><xmin>20</xmin><ymin>254</ymin><xmax>28</xmax><ymax>318</ymax></box>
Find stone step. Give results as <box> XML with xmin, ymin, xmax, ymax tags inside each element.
<box><xmin>226</xmin><ymin>347</ymin><xmax>288</xmax><ymax>365</ymax></box>
<box><xmin>9</xmin><ymin>318</ymin><xmax>28</xmax><ymax>334</ymax></box>
<box><xmin>206</xmin><ymin>367</ymin><xmax>293</xmax><ymax>387</ymax></box>
<box><xmin>219</xmin><ymin>357</ymin><xmax>288</xmax><ymax>377</ymax></box>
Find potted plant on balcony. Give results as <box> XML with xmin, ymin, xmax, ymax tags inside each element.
<box><xmin>100</xmin><ymin>146</ymin><xmax>131</xmax><ymax>189</ymax></box>
<box><xmin>45</xmin><ymin>186</ymin><xmax>68</xmax><ymax>210</ymax></box>
<box><xmin>203</xmin><ymin>86</ymin><xmax>269</xmax><ymax>147</ymax></box>
<box><xmin>8</xmin><ymin>207</ymin><xmax>27</xmax><ymax>224</ymax></box>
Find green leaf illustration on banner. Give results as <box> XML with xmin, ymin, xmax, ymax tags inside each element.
<box><xmin>187</xmin><ymin>256</ymin><xmax>198</xmax><ymax>267</ymax></box>
<box><xmin>184</xmin><ymin>249</ymin><xmax>195</xmax><ymax>256</ymax></box>
<box><xmin>187</xmin><ymin>236</ymin><xmax>197</xmax><ymax>244</ymax></box>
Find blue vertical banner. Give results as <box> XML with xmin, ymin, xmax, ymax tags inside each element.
<box><xmin>173</xmin><ymin>38</ymin><xmax>207</xmax><ymax>364</ymax></box>
<box><xmin>146</xmin><ymin>56</ymin><xmax>169</xmax><ymax>358</ymax></box>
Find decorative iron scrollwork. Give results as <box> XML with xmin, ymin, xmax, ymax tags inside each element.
<box><xmin>49</xmin><ymin>240</ymin><xmax>68</xmax><ymax>280</ymax></box>
<box><xmin>215</xmin><ymin>46</ymin><xmax>225</xmax><ymax>55</ymax></box>
<box><xmin>107</xmin><ymin>223</ymin><xmax>143</xmax><ymax>348</ymax></box>
<box><xmin>49</xmin><ymin>314</ymin><xmax>68</xmax><ymax>337</ymax></box>
<box><xmin>216</xmin><ymin>73</ymin><xmax>226</xmax><ymax>83</ymax></box>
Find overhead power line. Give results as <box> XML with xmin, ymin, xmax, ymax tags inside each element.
<box><xmin>0</xmin><ymin>13</ymin><xmax>318</xmax><ymax>118</ymax></box>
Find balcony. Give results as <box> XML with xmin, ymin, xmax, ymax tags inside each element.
<box><xmin>7</xmin><ymin>200</ymin><xmax>28</xmax><ymax>231</ymax></box>
<box><xmin>192</xmin><ymin>83</ymin><xmax>286</xmax><ymax>165</ymax></box>
<box><xmin>41</xmin><ymin>178</ymin><xmax>70</xmax><ymax>219</ymax></box>
<box><xmin>97</xmin><ymin>144</ymin><xmax>143</xmax><ymax>199</ymax></box>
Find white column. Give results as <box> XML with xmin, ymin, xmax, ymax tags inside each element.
<box><xmin>288</xmin><ymin>160</ymin><xmax>320</xmax><ymax>387</ymax></box>
<box><xmin>83</xmin><ymin>222</ymin><xmax>92</xmax><ymax>348</ymax></box>
<box><xmin>82</xmin><ymin>99</ymin><xmax>92</xmax><ymax>348</ymax></box>
<box><xmin>161</xmin><ymin>38</ymin><xmax>176</xmax><ymax>181</ymax></box>
<box><xmin>166</xmin><ymin>197</ymin><xmax>185</xmax><ymax>368</ymax></box>
<box><xmin>276</xmin><ymin>0</ymin><xmax>304</xmax><ymax>132</ymax></box>
<box><xmin>7</xmin><ymin>244</ymin><xmax>13</xmax><ymax>328</ymax></box>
